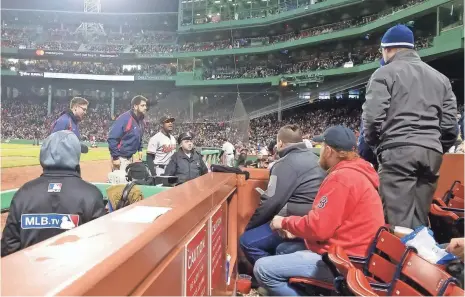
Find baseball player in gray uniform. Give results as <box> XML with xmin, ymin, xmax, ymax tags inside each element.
<box><xmin>146</xmin><ymin>116</ymin><xmax>177</xmax><ymax>176</ymax></box>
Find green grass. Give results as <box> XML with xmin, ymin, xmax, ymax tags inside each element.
<box><xmin>0</xmin><ymin>143</ymin><xmax>118</xmax><ymax>168</ymax></box>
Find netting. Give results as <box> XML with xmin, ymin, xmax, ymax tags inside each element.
<box><xmin>229</xmin><ymin>94</ymin><xmax>250</xmax><ymax>145</ymax></box>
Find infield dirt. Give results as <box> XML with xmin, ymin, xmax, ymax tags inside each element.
<box><xmin>1</xmin><ymin>159</ymin><xmax>111</xmax><ymax>190</ymax></box>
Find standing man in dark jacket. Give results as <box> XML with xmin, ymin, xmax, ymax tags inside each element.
<box><xmin>108</xmin><ymin>95</ymin><xmax>147</xmax><ymax>172</ymax></box>
<box><xmin>164</xmin><ymin>132</ymin><xmax>208</xmax><ymax>184</ymax></box>
<box><xmin>240</xmin><ymin>124</ymin><xmax>326</xmax><ymax>265</ymax></box>
<box><xmin>1</xmin><ymin>131</ymin><xmax>106</xmax><ymax>257</ymax></box>
<box><xmin>50</xmin><ymin>97</ymin><xmax>88</xmax><ymax>139</ymax></box>
<box><xmin>362</xmin><ymin>24</ymin><xmax>458</xmax><ymax>229</ymax></box>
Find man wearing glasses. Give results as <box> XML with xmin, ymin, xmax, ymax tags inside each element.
<box><xmin>50</xmin><ymin>97</ymin><xmax>89</xmax><ymax>140</ymax></box>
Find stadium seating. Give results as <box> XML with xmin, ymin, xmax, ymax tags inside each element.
<box><xmin>345</xmin><ymin>248</ymin><xmax>465</xmax><ymax>296</ymax></box>
<box><xmin>429</xmin><ymin>204</ymin><xmax>464</xmax><ymax>244</ymax></box>
<box><xmin>430</xmin><ymin>180</ymin><xmax>465</xmax><ymax>244</ymax></box>
<box><xmin>288</xmin><ymin>227</ymin><xmax>408</xmax><ymax>295</ymax></box>
<box><xmin>346</xmin><ymin>267</ymin><xmax>378</xmax><ymax>296</ymax></box>
<box><xmin>289</xmin><ymin>224</ymin><xmax>465</xmax><ymax>296</ymax></box>
<box><xmin>443</xmin><ymin>181</ymin><xmax>464</xmax><ymax>209</ymax></box>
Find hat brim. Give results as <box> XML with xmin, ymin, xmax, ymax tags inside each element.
<box><xmin>162</xmin><ymin>117</ymin><xmax>175</xmax><ymax>123</ymax></box>
<box><xmin>312</xmin><ymin>135</ymin><xmax>324</xmax><ymax>143</ymax></box>
<box><xmin>180</xmin><ymin>137</ymin><xmax>193</xmax><ymax>142</ymax></box>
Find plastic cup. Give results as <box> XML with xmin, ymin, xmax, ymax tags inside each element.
<box><xmin>237</xmin><ymin>274</ymin><xmax>252</xmax><ymax>294</ymax></box>
<box><xmin>393</xmin><ymin>226</ymin><xmax>414</xmax><ymax>238</ymax></box>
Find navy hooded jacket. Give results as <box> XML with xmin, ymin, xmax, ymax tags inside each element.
<box><xmin>108</xmin><ymin>110</ymin><xmax>144</xmax><ymax>159</ymax></box>
<box><xmin>50</xmin><ymin>111</ymin><xmax>81</xmax><ymax>139</ymax></box>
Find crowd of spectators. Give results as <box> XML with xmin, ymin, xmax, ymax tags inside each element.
<box><xmin>181</xmin><ymin>0</ymin><xmax>326</xmax><ymax>26</ymax></box>
<box><xmin>0</xmin><ymin>34</ymin><xmax>432</xmax><ymax>80</ymax></box>
<box><xmin>202</xmin><ymin>36</ymin><xmax>433</xmax><ymax>80</ymax></box>
<box><xmin>0</xmin><ymin>95</ymin><xmax>358</xmax><ymax>147</ymax></box>
<box><xmin>2</xmin><ymin>95</ymin><xmax>463</xmax><ymax>155</ymax></box>
<box><xmin>1</xmin><ymin>0</ymin><xmax>428</xmax><ymax>54</ymax></box>
<box><xmin>1</xmin><ymin>59</ymin><xmax>177</xmax><ymax>76</ymax></box>
<box><xmin>1</xmin><ymin>96</ymin><xmax>112</xmax><ymax>143</ymax></box>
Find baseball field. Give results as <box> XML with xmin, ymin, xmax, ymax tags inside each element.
<box><xmin>1</xmin><ymin>143</ymin><xmax>115</xmax><ymax>191</ymax></box>
<box><xmin>1</xmin><ymin>143</ymin><xmax>112</xmax><ymax>168</ymax></box>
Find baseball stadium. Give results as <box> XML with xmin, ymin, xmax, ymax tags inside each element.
<box><xmin>0</xmin><ymin>0</ymin><xmax>464</xmax><ymax>295</ymax></box>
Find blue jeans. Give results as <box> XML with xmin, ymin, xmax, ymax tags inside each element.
<box><xmin>253</xmin><ymin>243</ymin><xmax>334</xmax><ymax>296</ymax></box>
<box><xmin>240</xmin><ymin>223</ymin><xmax>304</xmax><ymax>265</ymax></box>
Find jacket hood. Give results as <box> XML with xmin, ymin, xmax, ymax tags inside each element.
<box><xmin>40</xmin><ymin>130</ymin><xmax>81</xmax><ymax>170</ymax></box>
<box><xmin>331</xmin><ymin>158</ymin><xmax>379</xmax><ymax>189</ymax></box>
<box><xmin>278</xmin><ymin>142</ymin><xmax>308</xmax><ymax>158</ymax></box>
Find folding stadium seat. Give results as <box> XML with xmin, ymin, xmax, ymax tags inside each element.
<box><xmin>388</xmin><ymin>249</ymin><xmax>464</xmax><ymax>296</ymax></box>
<box><xmin>432</xmin><ymin>181</ymin><xmax>464</xmax><ymax>209</ymax></box>
<box><xmin>335</xmin><ymin>244</ymin><xmax>465</xmax><ymax>297</ymax></box>
<box><xmin>326</xmin><ymin>245</ymin><xmax>360</xmax><ymax>295</ymax></box>
<box><xmin>290</xmin><ymin>245</ymin><xmax>362</xmax><ymax>295</ymax></box>
<box><xmin>443</xmin><ymin>281</ymin><xmax>465</xmax><ymax>296</ymax></box>
<box><xmin>288</xmin><ymin>227</ymin><xmax>410</xmax><ymax>296</ymax></box>
<box><xmin>346</xmin><ymin>267</ymin><xmax>379</xmax><ymax>297</ymax></box>
<box><xmin>350</xmin><ymin>226</ymin><xmax>413</xmax><ymax>295</ymax></box>
<box><xmin>441</xmin><ymin>181</ymin><xmax>464</xmax><ymax>209</ymax></box>
<box><xmin>429</xmin><ymin>203</ymin><xmax>464</xmax><ymax>244</ymax></box>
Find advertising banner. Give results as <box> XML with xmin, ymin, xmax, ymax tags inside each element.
<box><xmin>135</xmin><ymin>74</ymin><xmax>175</xmax><ymax>81</ymax></box>
<box><xmin>18</xmin><ymin>49</ymin><xmax>135</xmax><ymax>60</ymax></box>
<box><xmin>18</xmin><ymin>71</ymin><xmax>44</xmax><ymax>77</ymax></box>
<box><xmin>43</xmin><ymin>72</ymin><xmax>135</xmax><ymax>81</ymax></box>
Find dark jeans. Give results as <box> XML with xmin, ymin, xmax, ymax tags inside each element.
<box><xmin>378</xmin><ymin>145</ymin><xmax>443</xmax><ymax>229</ymax></box>
<box><xmin>240</xmin><ymin>223</ymin><xmax>305</xmax><ymax>265</ymax></box>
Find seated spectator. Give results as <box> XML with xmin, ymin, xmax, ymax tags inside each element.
<box><xmin>164</xmin><ymin>132</ymin><xmax>208</xmax><ymax>184</ymax></box>
<box><xmin>1</xmin><ymin>131</ymin><xmax>106</xmax><ymax>257</ymax></box>
<box><xmin>240</xmin><ymin>124</ymin><xmax>326</xmax><ymax>266</ymax></box>
<box><xmin>254</xmin><ymin>126</ymin><xmax>385</xmax><ymax>296</ymax></box>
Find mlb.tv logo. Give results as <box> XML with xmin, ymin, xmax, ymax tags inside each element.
<box><xmin>21</xmin><ymin>214</ymin><xmax>80</xmax><ymax>230</ymax></box>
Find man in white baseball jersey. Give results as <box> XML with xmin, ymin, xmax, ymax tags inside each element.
<box><xmin>146</xmin><ymin>116</ymin><xmax>177</xmax><ymax>176</ymax></box>
<box><xmin>220</xmin><ymin>137</ymin><xmax>235</xmax><ymax>167</ymax></box>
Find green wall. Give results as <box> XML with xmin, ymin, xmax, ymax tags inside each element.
<box><xmin>1</xmin><ymin>183</ymin><xmax>171</xmax><ymax>211</ymax></box>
